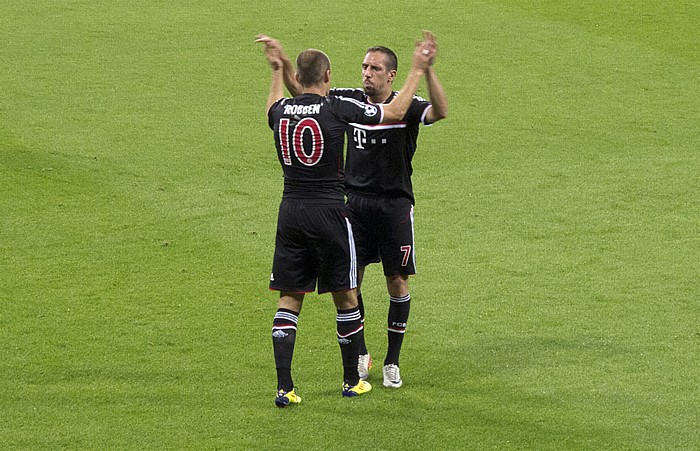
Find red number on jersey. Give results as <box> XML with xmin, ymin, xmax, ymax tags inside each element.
<box><xmin>400</xmin><ymin>245</ymin><xmax>412</xmax><ymax>267</ymax></box>
<box><xmin>278</xmin><ymin>117</ymin><xmax>324</xmax><ymax>166</ymax></box>
<box><xmin>279</xmin><ymin>118</ymin><xmax>292</xmax><ymax>165</ymax></box>
<box><xmin>293</xmin><ymin>118</ymin><xmax>324</xmax><ymax>166</ymax></box>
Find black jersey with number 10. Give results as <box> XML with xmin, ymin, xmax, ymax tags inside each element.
<box><xmin>268</xmin><ymin>93</ymin><xmax>384</xmax><ymax>202</ymax></box>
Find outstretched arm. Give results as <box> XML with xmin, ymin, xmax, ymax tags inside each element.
<box><xmin>381</xmin><ymin>36</ymin><xmax>436</xmax><ymax>123</ymax></box>
<box><xmin>267</xmin><ymin>66</ymin><xmax>284</xmax><ymax>116</ymax></box>
<box><xmin>256</xmin><ymin>36</ymin><xmax>285</xmax><ymax>115</ymax></box>
<box><xmin>255</xmin><ymin>34</ymin><xmax>302</xmax><ymax>97</ymax></box>
<box><xmin>422</xmin><ymin>31</ymin><xmax>448</xmax><ymax>123</ymax></box>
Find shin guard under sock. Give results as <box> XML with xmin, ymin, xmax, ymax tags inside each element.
<box><xmin>336</xmin><ymin>306</ymin><xmax>363</xmax><ymax>386</ymax></box>
<box><xmin>272</xmin><ymin>308</ymin><xmax>298</xmax><ymax>391</ymax></box>
<box><xmin>386</xmin><ymin>293</ymin><xmax>410</xmax><ymax>366</ymax></box>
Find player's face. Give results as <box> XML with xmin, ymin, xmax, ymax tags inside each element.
<box><xmin>362</xmin><ymin>52</ymin><xmax>395</xmax><ymax>99</ymax></box>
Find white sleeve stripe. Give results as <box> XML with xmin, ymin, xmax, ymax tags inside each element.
<box><xmin>421</xmin><ymin>105</ymin><xmax>433</xmax><ymax>125</ymax></box>
<box><xmin>336</xmin><ymin>96</ymin><xmax>367</xmax><ymax>108</ymax></box>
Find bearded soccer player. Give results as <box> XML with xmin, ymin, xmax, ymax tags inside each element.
<box><xmin>257</xmin><ymin>31</ymin><xmax>448</xmax><ymax>389</ymax></box>
<box><xmin>257</xmin><ymin>34</ymin><xmax>435</xmax><ymax>407</ymax></box>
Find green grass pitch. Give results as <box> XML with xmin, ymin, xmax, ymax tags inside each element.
<box><xmin>1</xmin><ymin>1</ymin><xmax>698</xmax><ymax>449</ymax></box>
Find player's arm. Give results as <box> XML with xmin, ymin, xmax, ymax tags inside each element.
<box><xmin>423</xmin><ymin>31</ymin><xmax>448</xmax><ymax>123</ymax></box>
<box><xmin>255</xmin><ymin>34</ymin><xmax>303</xmax><ymax>97</ymax></box>
<box><xmin>267</xmin><ymin>65</ymin><xmax>284</xmax><ymax>116</ymax></box>
<box><xmin>381</xmin><ymin>38</ymin><xmax>435</xmax><ymax>123</ymax></box>
<box><xmin>257</xmin><ymin>41</ymin><xmax>284</xmax><ymax>116</ymax></box>
<box><xmin>281</xmin><ymin>53</ymin><xmax>302</xmax><ymax>97</ymax></box>
<box><xmin>256</xmin><ymin>35</ymin><xmax>285</xmax><ymax>115</ymax></box>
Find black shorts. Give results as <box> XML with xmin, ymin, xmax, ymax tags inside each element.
<box><xmin>270</xmin><ymin>199</ymin><xmax>357</xmax><ymax>294</ymax></box>
<box><xmin>346</xmin><ymin>193</ymin><xmax>416</xmax><ymax>276</ymax></box>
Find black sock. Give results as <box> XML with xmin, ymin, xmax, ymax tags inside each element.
<box><xmin>385</xmin><ymin>293</ymin><xmax>410</xmax><ymax>366</ymax></box>
<box><xmin>272</xmin><ymin>308</ymin><xmax>298</xmax><ymax>391</ymax></box>
<box><xmin>336</xmin><ymin>306</ymin><xmax>363</xmax><ymax>386</ymax></box>
<box><xmin>357</xmin><ymin>292</ymin><xmax>368</xmax><ymax>355</ymax></box>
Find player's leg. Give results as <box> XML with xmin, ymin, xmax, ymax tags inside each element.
<box><xmin>273</xmin><ymin>293</ymin><xmax>304</xmax><ymax>407</ymax></box>
<box><xmin>270</xmin><ymin>200</ymin><xmax>316</xmax><ymax>406</ymax></box>
<box><xmin>383</xmin><ymin>274</ymin><xmax>410</xmax><ymax>388</ymax></box>
<box><xmin>345</xmin><ymin>193</ymin><xmax>380</xmax><ymax>380</ymax></box>
<box><xmin>316</xmin><ymin>206</ymin><xmax>371</xmax><ymax>397</ymax></box>
<box><xmin>378</xmin><ymin>198</ymin><xmax>416</xmax><ymax>388</ymax></box>
<box><xmin>355</xmin><ymin>267</ymin><xmax>373</xmax><ymax>380</ymax></box>
<box><xmin>332</xmin><ymin>289</ymin><xmax>372</xmax><ymax>397</ymax></box>
<box><xmin>355</xmin><ymin>268</ymin><xmax>367</xmax><ymax>350</ymax></box>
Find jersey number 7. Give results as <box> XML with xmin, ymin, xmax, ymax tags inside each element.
<box><xmin>279</xmin><ymin>118</ymin><xmax>324</xmax><ymax>166</ymax></box>
<box><xmin>400</xmin><ymin>245</ymin><xmax>412</xmax><ymax>267</ymax></box>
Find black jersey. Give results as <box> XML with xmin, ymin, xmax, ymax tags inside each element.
<box><xmin>330</xmin><ymin>88</ymin><xmax>432</xmax><ymax>203</ymax></box>
<box><xmin>268</xmin><ymin>93</ymin><xmax>384</xmax><ymax>202</ymax></box>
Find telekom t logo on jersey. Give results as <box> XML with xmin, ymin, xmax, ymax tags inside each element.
<box><xmin>353</xmin><ymin>127</ymin><xmax>367</xmax><ymax>149</ymax></box>
<box><xmin>353</xmin><ymin>125</ymin><xmax>390</xmax><ymax>149</ymax></box>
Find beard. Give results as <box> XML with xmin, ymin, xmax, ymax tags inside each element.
<box><xmin>363</xmin><ymin>81</ymin><xmax>379</xmax><ymax>97</ymax></box>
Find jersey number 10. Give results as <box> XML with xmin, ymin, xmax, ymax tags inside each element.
<box><xmin>279</xmin><ymin>118</ymin><xmax>324</xmax><ymax>166</ymax></box>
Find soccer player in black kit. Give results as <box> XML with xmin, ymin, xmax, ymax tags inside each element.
<box><xmin>257</xmin><ymin>34</ymin><xmax>436</xmax><ymax>407</ymax></box>
<box><xmin>257</xmin><ymin>31</ymin><xmax>448</xmax><ymax>389</ymax></box>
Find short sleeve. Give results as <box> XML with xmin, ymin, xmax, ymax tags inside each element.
<box><xmin>408</xmin><ymin>95</ymin><xmax>433</xmax><ymax>125</ymax></box>
<box><xmin>268</xmin><ymin>98</ymin><xmax>286</xmax><ymax>129</ymax></box>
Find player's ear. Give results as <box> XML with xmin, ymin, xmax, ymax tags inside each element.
<box><xmin>388</xmin><ymin>69</ymin><xmax>397</xmax><ymax>83</ymax></box>
<box><xmin>295</xmin><ymin>72</ymin><xmax>301</xmax><ymax>84</ymax></box>
<box><xmin>323</xmin><ymin>69</ymin><xmax>331</xmax><ymax>83</ymax></box>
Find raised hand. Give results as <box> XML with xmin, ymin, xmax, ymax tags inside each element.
<box><xmin>255</xmin><ymin>34</ymin><xmax>283</xmax><ymax>70</ymax></box>
<box><xmin>422</xmin><ymin>30</ymin><xmax>438</xmax><ymax>65</ymax></box>
<box><xmin>412</xmin><ymin>37</ymin><xmax>437</xmax><ymax>71</ymax></box>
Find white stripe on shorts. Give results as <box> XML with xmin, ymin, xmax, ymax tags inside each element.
<box><xmin>345</xmin><ymin>217</ymin><xmax>357</xmax><ymax>289</ymax></box>
<box><xmin>410</xmin><ymin>205</ymin><xmax>416</xmax><ymax>271</ymax></box>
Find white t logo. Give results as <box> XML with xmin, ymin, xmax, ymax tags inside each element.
<box><xmin>353</xmin><ymin>127</ymin><xmax>367</xmax><ymax>149</ymax></box>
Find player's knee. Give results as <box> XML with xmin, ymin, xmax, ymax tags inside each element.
<box><xmin>386</xmin><ymin>274</ymin><xmax>409</xmax><ymax>297</ymax></box>
<box><xmin>331</xmin><ymin>290</ymin><xmax>359</xmax><ymax>310</ymax></box>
